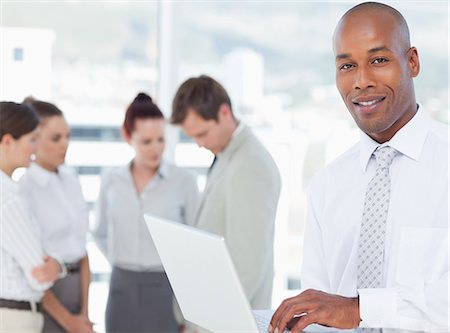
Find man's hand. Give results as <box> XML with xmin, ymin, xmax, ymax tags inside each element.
<box><xmin>269</xmin><ymin>289</ymin><xmax>360</xmax><ymax>333</ymax></box>
<box><xmin>31</xmin><ymin>256</ymin><xmax>61</xmax><ymax>283</ymax></box>
<box><xmin>66</xmin><ymin>314</ymin><xmax>95</xmax><ymax>333</ymax></box>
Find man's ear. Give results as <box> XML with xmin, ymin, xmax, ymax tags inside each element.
<box><xmin>121</xmin><ymin>127</ymin><xmax>132</xmax><ymax>144</ymax></box>
<box><xmin>218</xmin><ymin>103</ymin><xmax>232</xmax><ymax>120</ymax></box>
<box><xmin>408</xmin><ymin>46</ymin><xmax>420</xmax><ymax>78</ymax></box>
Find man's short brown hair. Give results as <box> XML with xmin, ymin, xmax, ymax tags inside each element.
<box><xmin>171</xmin><ymin>75</ymin><xmax>232</xmax><ymax>124</ymax></box>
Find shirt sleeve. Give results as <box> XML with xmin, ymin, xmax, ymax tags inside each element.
<box><xmin>93</xmin><ymin>173</ymin><xmax>110</xmax><ymax>260</ymax></box>
<box><xmin>225</xmin><ymin>160</ymin><xmax>281</xmax><ymax>304</ymax></box>
<box><xmin>300</xmin><ymin>183</ymin><xmax>331</xmax><ymax>292</ymax></box>
<box><xmin>359</xmin><ymin>250</ymin><xmax>449</xmax><ymax>330</ymax></box>
<box><xmin>1</xmin><ymin>198</ymin><xmax>52</xmax><ymax>291</ymax></box>
<box><xmin>73</xmin><ymin>174</ymin><xmax>90</xmax><ymax>253</ymax></box>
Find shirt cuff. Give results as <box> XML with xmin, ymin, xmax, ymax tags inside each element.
<box><xmin>358</xmin><ymin>288</ymin><xmax>397</xmax><ymax>328</ymax></box>
<box><xmin>49</xmin><ymin>253</ymin><xmax>67</xmax><ymax>279</ymax></box>
<box><xmin>59</xmin><ymin>261</ymin><xmax>67</xmax><ymax>279</ymax></box>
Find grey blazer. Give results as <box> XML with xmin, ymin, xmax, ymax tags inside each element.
<box><xmin>196</xmin><ymin>124</ymin><xmax>281</xmax><ymax>309</ymax></box>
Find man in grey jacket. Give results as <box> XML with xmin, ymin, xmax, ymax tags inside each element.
<box><xmin>171</xmin><ymin>75</ymin><xmax>281</xmax><ymax>309</ymax></box>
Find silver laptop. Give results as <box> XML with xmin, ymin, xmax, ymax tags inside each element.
<box><xmin>144</xmin><ymin>214</ymin><xmax>279</xmax><ymax>333</ymax></box>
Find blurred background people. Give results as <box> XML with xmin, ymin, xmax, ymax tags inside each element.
<box><xmin>19</xmin><ymin>98</ymin><xmax>94</xmax><ymax>333</ymax></box>
<box><xmin>0</xmin><ymin>101</ymin><xmax>62</xmax><ymax>333</ymax></box>
<box><xmin>94</xmin><ymin>93</ymin><xmax>199</xmax><ymax>333</ymax></box>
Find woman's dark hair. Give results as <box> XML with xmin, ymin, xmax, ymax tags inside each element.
<box><xmin>0</xmin><ymin>101</ymin><xmax>40</xmax><ymax>140</ymax></box>
<box><xmin>123</xmin><ymin>93</ymin><xmax>164</xmax><ymax>137</ymax></box>
<box><xmin>23</xmin><ymin>96</ymin><xmax>63</xmax><ymax>119</ymax></box>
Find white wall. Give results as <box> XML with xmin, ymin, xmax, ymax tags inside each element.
<box><xmin>1</xmin><ymin>27</ymin><xmax>54</xmax><ymax>101</ymax></box>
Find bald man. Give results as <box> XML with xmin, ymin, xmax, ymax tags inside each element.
<box><xmin>270</xmin><ymin>2</ymin><xmax>449</xmax><ymax>333</ymax></box>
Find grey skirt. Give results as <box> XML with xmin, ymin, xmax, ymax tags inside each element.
<box><xmin>43</xmin><ymin>272</ymin><xmax>82</xmax><ymax>333</ymax></box>
<box><xmin>105</xmin><ymin>266</ymin><xmax>179</xmax><ymax>333</ymax></box>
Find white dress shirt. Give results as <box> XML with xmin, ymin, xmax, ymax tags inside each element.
<box><xmin>0</xmin><ymin>171</ymin><xmax>52</xmax><ymax>302</ymax></box>
<box><xmin>302</xmin><ymin>107</ymin><xmax>449</xmax><ymax>331</ymax></box>
<box><xmin>93</xmin><ymin>160</ymin><xmax>199</xmax><ymax>271</ymax></box>
<box><xmin>19</xmin><ymin>163</ymin><xmax>88</xmax><ymax>263</ymax></box>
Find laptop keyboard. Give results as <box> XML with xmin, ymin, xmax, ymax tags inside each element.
<box><xmin>254</xmin><ymin>312</ymin><xmax>271</xmax><ymax>332</ymax></box>
<box><xmin>254</xmin><ymin>312</ymin><xmax>291</xmax><ymax>333</ymax></box>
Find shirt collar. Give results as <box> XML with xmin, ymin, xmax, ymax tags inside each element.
<box><xmin>0</xmin><ymin>169</ymin><xmax>18</xmax><ymax>193</ymax></box>
<box><xmin>359</xmin><ymin>105</ymin><xmax>430</xmax><ymax>171</ymax></box>
<box><xmin>26</xmin><ymin>162</ymin><xmax>55</xmax><ymax>187</ymax></box>
<box><xmin>231</xmin><ymin>120</ymin><xmax>244</xmax><ymax>139</ymax></box>
<box><xmin>125</xmin><ymin>158</ymin><xmax>171</xmax><ymax>180</ymax></box>
<box><xmin>218</xmin><ymin>121</ymin><xmax>246</xmax><ymax>160</ymax></box>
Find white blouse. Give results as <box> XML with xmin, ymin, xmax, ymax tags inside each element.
<box><xmin>19</xmin><ymin>163</ymin><xmax>88</xmax><ymax>263</ymax></box>
<box><xmin>0</xmin><ymin>170</ymin><xmax>52</xmax><ymax>301</ymax></box>
<box><xmin>93</xmin><ymin>160</ymin><xmax>199</xmax><ymax>271</ymax></box>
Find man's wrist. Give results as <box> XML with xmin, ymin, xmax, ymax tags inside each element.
<box><xmin>351</xmin><ymin>296</ymin><xmax>361</xmax><ymax>328</ymax></box>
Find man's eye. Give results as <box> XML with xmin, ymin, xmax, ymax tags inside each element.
<box><xmin>339</xmin><ymin>63</ymin><xmax>354</xmax><ymax>71</ymax></box>
<box><xmin>372</xmin><ymin>57</ymin><xmax>388</xmax><ymax>64</ymax></box>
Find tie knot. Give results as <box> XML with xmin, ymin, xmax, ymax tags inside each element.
<box><xmin>373</xmin><ymin>146</ymin><xmax>398</xmax><ymax>169</ymax></box>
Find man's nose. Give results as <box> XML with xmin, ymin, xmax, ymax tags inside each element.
<box><xmin>353</xmin><ymin>65</ymin><xmax>376</xmax><ymax>90</ymax></box>
<box><xmin>195</xmin><ymin>138</ymin><xmax>205</xmax><ymax>148</ymax></box>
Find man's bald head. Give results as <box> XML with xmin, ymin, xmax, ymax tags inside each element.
<box><xmin>334</xmin><ymin>2</ymin><xmax>411</xmax><ymax>51</ymax></box>
<box><xmin>332</xmin><ymin>1</ymin><xmax>420</xmax><ymax>143</ymax></box>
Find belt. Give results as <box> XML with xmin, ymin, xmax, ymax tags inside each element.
<box><xmin>65</xmin><ymin>261</ymin><xmax>80</xmax><ymax>275</ymax></box>
<box><xmin>0</xmin><ymin>299</ymin><xmax>42</xmax><ymax>312</ymax></box>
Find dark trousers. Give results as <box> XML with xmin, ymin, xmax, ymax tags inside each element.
<box><xmin>106</xmin><ymin>266</ymin><xmax>180</xmax><ymax>333</ymax></box>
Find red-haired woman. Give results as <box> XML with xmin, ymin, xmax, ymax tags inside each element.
<box><xmin>94</xmin><ymin>93</ymin><xmax>199</xmax><ymax>333</ymax></box>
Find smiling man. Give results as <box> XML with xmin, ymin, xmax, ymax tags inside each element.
<box><xmin>270</xmin><ymin>2</ymin><xmax>448</xmax><ymax>333</ymax></box>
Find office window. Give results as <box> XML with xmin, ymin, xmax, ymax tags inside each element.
<box><xmin>2</xmin><ymin>2</ymin><xmax>158</xmax><ymax>331</ymax></box>
<box><xmin>13</xmin><ymin>47</ymin><xmax>24</xmax><ymax>61</ymax></box>
<box><xmin>2</xmin><ymin>0</ymin><xmax>448</xmax><ymax>326</ymax></box>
